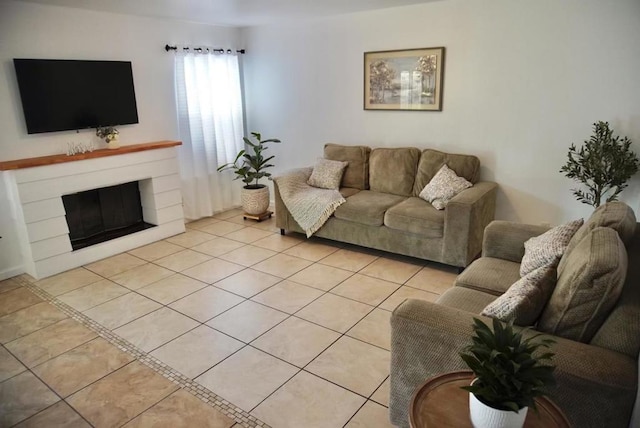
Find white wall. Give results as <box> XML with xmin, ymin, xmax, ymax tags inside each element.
<box><xmin>0</xmin><ymin>0</ymin><xmax>240</xmax><ymax>277</ymax></box>
<box><xmin>242</xmin><ymin>0</ymin><xmax>640</xmax><ymax>225</ymax></box>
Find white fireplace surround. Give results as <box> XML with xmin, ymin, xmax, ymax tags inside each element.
<box><xmin>2</xmin><ymin>146</ymin><xmax>185</xmax><ymax>279</ymax></box>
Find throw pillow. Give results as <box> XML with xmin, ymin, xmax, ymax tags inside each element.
<box><xmin>520</xmin><ymin>219</ymin><xmax>583</xmax><ymax>277</ymax></box>
<box><xmin>307</xmin><ymin>158</ymin><xmax>349</xmax><ymax>190</ymax></box>
<box><xmin>481</xmin><ymin>265</ymin><xmax>557</xmax><ymax>326</ymax></box>
<box><xmin>418</xmin><ymin>164</ymin><xmax>472</xmax><ymax>210</ymax></box>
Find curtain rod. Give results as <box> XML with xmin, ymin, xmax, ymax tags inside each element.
<box><xmin>165</xmin><ymin>44</ymin><xmax>246</xmax><ymax>54</ymax></box>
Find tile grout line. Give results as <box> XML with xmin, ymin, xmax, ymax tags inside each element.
<box><xmin>14</xmin><ymin>275</ymin><xmax>272</xmax><ymax>428</ymax></box>
<box><xmin>10</xmin><ymin>220</ymin><xmax>444</xmax><ymax>426</ymax></box>
<box><xmin>1</xmin><ymin>343</ymin><xmax>97</xmax><ymax>428</ymax></box>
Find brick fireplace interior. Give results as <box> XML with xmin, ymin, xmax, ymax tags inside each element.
<box><xmin>62</xmin><ymin>180</ymin><xmax>156</xmax><ymax>251</ymax></box>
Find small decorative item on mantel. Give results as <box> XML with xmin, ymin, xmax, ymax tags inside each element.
<box><xmin>217</xmin><ymin>132</ymin><xmax>281</xmax><ymax>221</ymax></box>
<box><xmin>66</xmin><ymin>141</ymin><xmax>95</xmax><ymax>156</ymax></box>
<box><xmin>460</xmin><ymin>318</ymin><xmax>556</xmax><ymax>428</ymax></box>
<box><xmin>96</xmin><ymin>126</ymin><xmax>120</xmax><ymax>150</ymax></box>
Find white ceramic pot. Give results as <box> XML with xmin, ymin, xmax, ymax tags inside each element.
<box><xmin>106</xmin><ymin>135</ymin><xmax>120</xmax><ymax>150</ymax></box>
<box><xmin>469</xmin><ymin>390</ymin><xmax>527</xmax><ymax>428</ymax></box>
<box><xmin>241</xmin><ymin>185</ymin><xmax>270</xmax><ymax>215</ymax></box>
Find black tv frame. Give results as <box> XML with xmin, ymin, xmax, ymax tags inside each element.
<box><xmin>13</xmin><ymin>58</ymin><xmax>139</xmax><ymax>134</ymax></box>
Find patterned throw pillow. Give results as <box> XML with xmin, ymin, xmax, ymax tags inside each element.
<box><xmin>520</xmin><ymin>219</ymin><xmax>584</xmax><ymax>277</ymax></box>
<box><xmin>481</xmin><ymin>265</ymin><xmax>557</xmax><ymax>326</ymax></box>
<box><xmin>419</xmin><ymin>164</ymin><xmax>472</xmax><ymax>210</ymax></box>
<box><xmin>307</xmin><ymin>158</ymin><xmax>349</xmax><ymax>190</ymax></box>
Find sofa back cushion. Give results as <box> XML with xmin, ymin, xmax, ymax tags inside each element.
<box><xmin>590</xmin><ymin>226</ymin><xmax>640</xmax><ymax>357</ymax></box>
<box><xmin>369</xmin><ymin>147</ymin><xmax>421</xmax><ymax>196</ymax></box>
<box><xmin>538</xmin><ymin>227</ymin><xmax>628</xmax><ymax>342</ymax></box>
<box><xmin>324</xmin><ymin>144</ymin><xmax>371</xmax><ymax>190</ymax></box>
<box><xmin>412</xmin><ymin>149</ymin><xmax>481</xmax><ymax>197</ymax></box>
<box><xmin>558</xmin><ymin>201</ymin><xmax>636</xmax><ymax>273</ymax></box>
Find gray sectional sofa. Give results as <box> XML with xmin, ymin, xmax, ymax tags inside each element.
<box><xmin>274</xmin><ymin>144</ymin><xmax>498</xmax><ymax>268</ymax></box>
<box><xmin>389</xmin><ymin>202</ymin><xmax>639</xmax><ymax>428</ymax></box>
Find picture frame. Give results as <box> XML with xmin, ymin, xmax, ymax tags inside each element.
<box><xmin>364</xmin><ymin>47</ymin><xmax>445</xmax><ymax>111</ymax></box>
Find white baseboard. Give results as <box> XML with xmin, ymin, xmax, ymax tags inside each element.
<box><xmin>0</xmin><ymin>265</ymin><xmax>25</xmax><ymax>281</ymax></box>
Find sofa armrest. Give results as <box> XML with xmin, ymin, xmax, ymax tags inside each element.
<box><xmin>482</xmin><ymin>221</ymin><xmax>550</xmax><ymax>263</ymax></box>
<box><xmin>442</xmin><ymin>181</ymin><xmax>498</xmax><ymax>267</ymax></box>
<box><xmin>390</xmin><ymin>299</ymin><xmax>637</xmax><ymax>428</ymax></box>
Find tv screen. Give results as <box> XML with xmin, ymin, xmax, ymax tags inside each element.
<box><xmin>13</xmin><ymin>59</ymin><xmax>139</xmax><ymax>134</ymax></box>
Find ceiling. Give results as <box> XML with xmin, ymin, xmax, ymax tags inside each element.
<box><xmin>17</xmin><ymin>0</ymin><xmax>442</xmax><ymax>27</ymax></box>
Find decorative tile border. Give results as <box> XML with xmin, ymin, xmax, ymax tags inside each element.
<box><xmin>14</xmin><ymin>274</ymin><xmax>271</xmax><ymax>428</ymax></box>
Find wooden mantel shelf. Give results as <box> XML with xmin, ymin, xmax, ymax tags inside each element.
<box><xmin>0</xmin><ymin>140</ymin><xmax>182</xmax><ymax>171</ymax></box>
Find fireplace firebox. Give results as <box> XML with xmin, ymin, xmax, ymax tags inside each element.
<box><xmin>62</xmin><ymin>181</ymin><xmax>155</xmax><ymax>251</ymax></box>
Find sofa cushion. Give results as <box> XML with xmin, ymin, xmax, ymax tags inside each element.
<box><xmin>333</xmin><ymin>190</ymin><xmax>406</xmax><ymax>226</ymax></box>
<box><xmin>413</xmin><ymin>149</ymin><xmax>481</xmax><ymax>196</ymax></box>
<box><xmin>559</xmin><ymin>201</ymin><xmax>636</xmax><ymax>273</ymax></box>
<box><xmin>418</xmin><ymin>164</ymin><xmax>473</xmax><ymax>210</ymax></box>
<box><xmin>324</xmin><ymin>143</ymin><xmax>371</xmax><ymax>190</ymax></box>
<box><xmin>369</xmin><ymin>148</ymin><xmax>421</xmax><ymax>197</ymax></box>
<box><xmin>481</xmin><ymin>265</ymin><xmax>557</xmax><ymax>326</ymax></box>
<box><xmin>384</xmin><ymin>197</ymin><xmax>444</xmax><ymax>238</ymax></box>
<box><xmin>520</xmin><ymin>219</ymin><xmax>583</xmax><ymax>276</ymax></box>
<box><xmin>455</xmin><ymin>257</ymin><xmax>521</xmax><ymax>296</ymax></box>
<box><xmin>538</xmin><ymin>227</ymin><xmax>628</xmax><ymax>342</ymax></box>
<box><xmin>590</xmin><ymin>226</ymin><xmax>640</xmax><ymax>357</ymax></box>
<box><xmin>436</xmin><ymin>287</ymin><xmax>497</xmax><ymax>314</ymax></box>
<box><xmin>307</xmin><ymin>158</ymin><xmax>348</xmax><ymax>190</ymax></box>
<box><xmin>339</xmin><ymin>187</ymin><xmax>361</xmax><ymax>198</ymax></box>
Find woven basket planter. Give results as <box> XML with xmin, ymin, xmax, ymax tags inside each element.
<box><xmin>241</xmin><ymin>185</ymin><xmax>270</xmax><ymax>215</ymax></box>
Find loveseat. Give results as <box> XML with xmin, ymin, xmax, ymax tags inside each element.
<box><xmin>390</xmin><ymin>202</ymin><xmax>640</xmax><ymax>428</ymax></box>
<box><xmin>274</xmin><ymin>144</ymin><xmax>498</xmax><ymax>268</ymax></box>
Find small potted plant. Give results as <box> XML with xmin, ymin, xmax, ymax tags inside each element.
<box><xmin>96</xmin><ymin>126</ymin><xmax>120</xmax><ymax>149</ymax></box>
<box><xmin>217</xmin><ymin>132</ymin><xmax>281</xmax><ymax>215</ymax></box>
<box><xmin>560</xmin><ymin>121</ymin><xmax>639</xmax><ymax>208</ymax></box>
<box><xmin>460</xmin><ymin>318</ymin><xmax>556</xmax><ymax>428</ymax></box>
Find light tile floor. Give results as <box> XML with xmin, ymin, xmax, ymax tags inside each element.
<box><xmin>0</xmin><ymin>207</ymin><xmax>458</xmax><ymax>427</ymax></box>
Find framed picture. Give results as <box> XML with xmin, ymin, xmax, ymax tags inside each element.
<box><xmin>364</xmin><ymin>47</ymin><xmax>445</xmax><ymax>111</ymax></box>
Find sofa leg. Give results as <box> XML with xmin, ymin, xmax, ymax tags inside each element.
<box><xmin>280</xmin><ymin>229</ymin><xmax>285</xmax><ymax>236</ymax></box>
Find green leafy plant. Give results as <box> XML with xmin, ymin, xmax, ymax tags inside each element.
<box><xmin>217</xmin><ymin>132</ymin><xmax>281</xmax><ymax>189</ymax></box>
<box><xmin>460</xmin><ymin>318</ymin><xmax>556</xmax><ymax>412</ymax></box>
<box><xmin>96</xmin><ymin>126</ymin><xmax>119</xmax><ymax>142</ymax></box>
<box><xmin>560</xmin><ymin>121</ymin><xmax>639</xmax><ymax>207</ymax></box>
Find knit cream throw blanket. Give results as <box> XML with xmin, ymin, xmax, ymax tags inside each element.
<box><xmin>272</xmin><ymin>167</ymin><xmax>346</xmax><ymax>237</ymax></box>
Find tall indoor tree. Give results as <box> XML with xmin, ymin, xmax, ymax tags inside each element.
<box><xmin>560</xmin><ymin>121</ymin><xmax>639</xmax><ymax>208</ymax></box>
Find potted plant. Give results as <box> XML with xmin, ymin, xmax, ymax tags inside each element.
<box><xmin>96</xmin><ymin>126</ymin><xmax>120</xmax><ymax>149</ymax></box>
<box><xmin>217</xmin><ymin>132</ymin><xmax>281</xmax><ymax>215</ymax></box>
<box><xmin>460</xmin><ymin>318</ymin><xmax>556</xmax><ymax>428</ymax></box>
<box><xmin>560</xmin><ymin>121</ymin><xmax>639</xmax><ymax>208</ymax></box>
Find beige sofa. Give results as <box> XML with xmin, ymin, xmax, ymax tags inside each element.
<box><xmin>389</xmin><ymin>202</ymin><xmax>639</xmax><ymax>428</ymax></box>
<box><xmin>274</xmin><ymin>144</ymin><xmax>498</xmax><ymax>268</ymax></box>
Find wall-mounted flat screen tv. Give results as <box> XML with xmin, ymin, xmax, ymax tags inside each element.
<box><xmin>13</xmin><ymin>59</ymin><xmax>139</xmax><ymax>134</ymax></box>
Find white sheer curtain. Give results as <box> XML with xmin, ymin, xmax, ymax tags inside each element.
<box><xmin>174</xmin><ymin>50</ymin><xmax>244</xmax><ymax>220</ymax></box>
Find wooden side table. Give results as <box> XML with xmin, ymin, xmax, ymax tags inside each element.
<box><xmin>410</xmin><ymin>371</ymin><xmax>571</xmax><ymax>428</ymax></box>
